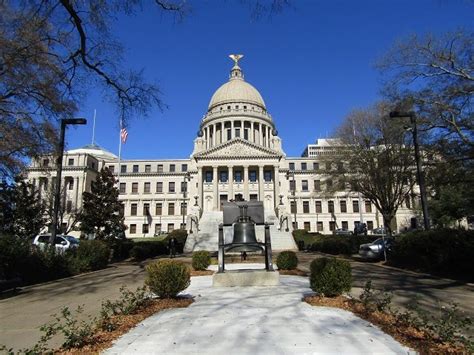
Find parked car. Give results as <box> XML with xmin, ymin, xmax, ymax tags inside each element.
<box><xmin>33</xmin><ymin>234</ymin><xmax>80</xmax><ymax>253</ymax></box>
<box><xmin>353</xmin><ymin>223</ymin><xmax>367</xmax><ymax>236</ymax></box>
<box><xmin>370</xmin><ymin>227</ymin><xmax>387</xmax><ymax>236</ymax></box>
<box><xmin>334</xmin><ymin>228</ymin><xmax>353</xmax><ymax>236</ymax></box>
<box><xmin>359</xmin><ymin>237</ymin><xmax>393</xmax><ymax>260</ymax></box>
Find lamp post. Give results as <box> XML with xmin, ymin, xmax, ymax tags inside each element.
<box><xmin>181</xmin><ymin>172</ymin><xmax>191</xmax><ymax>230</ymax></box>
<box><xmin>50</xmin><ymin>118</ymin><xmax>87</xmax><ymax>245</ymax></box>
<box><xmin>389</xmin><ymin>111</ymin><xmax>430</xmax><ymax>230</ymax></box>
<box><xmin>286</xmin><ymin>170</ymin><xmax>297</xmax><ymax>230</ymax></box>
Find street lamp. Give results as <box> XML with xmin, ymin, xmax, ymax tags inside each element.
<box><xmin>50</xmin><ymin>118</ymin><xmax>87</xmax><ymax>244</ymax></box>
<box><xmin>181</xmin><ymin>172</ymin><xmax>191</xmax><ymax>230</ymax></box>
<box><xmin>286</xmin><ymin>170</ymin><xmax>297</xmax><ymax>230</ymax></box>
<box><xmin>389</xmin><ymin>111</ymin><xmax>430</xmax><ymax>230</ymax></box>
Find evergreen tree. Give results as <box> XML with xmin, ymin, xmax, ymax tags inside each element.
<box><xmin>0</xmin><ymin>181</ymin><xmax>15</xmax><ymax>236</ymax></box>
<box><xmin>79</xmin><ymin>168</ymin><xmax>126</xmax><ymax>240</ymax></box>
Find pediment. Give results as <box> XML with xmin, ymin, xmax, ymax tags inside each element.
<box><xmin>193</xmin><ymin>138</ymin><xmax>282</xmax><ymax>160</ymax></box>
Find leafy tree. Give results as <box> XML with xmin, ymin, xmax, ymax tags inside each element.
<box><xmin>0</xmin><ymin>178</ymin><xmax>45</xmax><ymax>239</ymax></box>
<box><xmin>329</xmin><ymin>102</ymin><xmax>416</xmax><ymax>234</ymax></box>
<box><xmin>79</xmin><ymin>168</ymin><xmax>126</xmax><ymax>240</ymax></box>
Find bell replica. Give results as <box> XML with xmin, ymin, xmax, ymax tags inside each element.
<box><xmin>228</xmin><ymin>205</ymin><xmax>261</xmax><ymax>252</ymax></box>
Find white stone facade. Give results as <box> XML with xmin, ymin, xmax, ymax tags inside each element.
<box><xmin>26</xmin><ymin>57</ymin><xmax>417</xmax><ymax>250</ymax></box>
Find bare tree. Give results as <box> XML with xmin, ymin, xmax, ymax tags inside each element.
<box><xmin>328</xmin><ymin>102</ymin><xmax>416</xmax><ymax>234</ymax></box>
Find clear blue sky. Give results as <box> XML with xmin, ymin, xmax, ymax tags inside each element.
<box><xmin>68</xmin><ymin>0</ymin><xmax>473</xmax><ymax>159</ymax></box>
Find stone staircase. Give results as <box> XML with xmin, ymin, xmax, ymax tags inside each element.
<box><xmin>265</xmin><ymin>212</ymin><xmax>298</xmax><ymax>251</ymax></box>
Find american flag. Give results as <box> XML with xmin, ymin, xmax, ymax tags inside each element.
<box><xmin>120</xmin><ymin>127</ymin><xmax>128</xmax><ymax>143</ymax></box>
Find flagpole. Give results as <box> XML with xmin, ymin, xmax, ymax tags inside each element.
<box><xmin>117</xmin><ymin>119</ymin><xmax>123</xmax><ymax>184</ymax></box>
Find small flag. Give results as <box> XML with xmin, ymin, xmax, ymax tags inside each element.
<box><xmin>120</xmin><ymin>127</ymin><xmax>128</xmax><ymax>143</ymax></box>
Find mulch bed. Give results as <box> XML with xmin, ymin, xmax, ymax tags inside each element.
<box><xmin>58</xmin><ymin>298</ymin><xmax>193</xmax><ymax>354</ymax></box>
<box><xmin>190</xmin><ymin>270</ymin><xmax>214</xmax><ymax>276</ymax></box>
<box><xmin>304</xmin><ymin>295</ymin><xmax>468</xmax><ymax>354</ymax></box>
<box><xmin>278</xmin><ymin>269</ymin><xmax>308</xmax><ymax>276</ymax></box>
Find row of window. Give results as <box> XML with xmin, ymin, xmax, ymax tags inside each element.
<box><xmin>130</xmin><ymin>202</ymin><xmax>186</xmax><ymax>216</ymax></box>
<box><xmin>110</xmin><ymin>163</ymin><xmax>188</xmax><ymax>174</ymax></box>
<box><xmin>120</xmin><ymin>181</ymin><xmax>187</xmax><ymax>194</ymax></box>
<box><xmin>297</xmin><ymin>220</ymin><xmax>375</xmax><ymax>232</ymax></box>
<box><xmin>290</xmin><ymin>200</ymin><xmax>373</xmax><ymax>214</ymax></box>
<box><xmin>204</xmin><ymin>170</ymin><xmax>273</xmax><ymax>183</ymax></box>
<box><xmin>129</xmin><ymin>223</ymin><xmax>181</xmax><ymax>235</ymax></box>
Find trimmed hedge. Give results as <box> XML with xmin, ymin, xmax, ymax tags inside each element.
<box><xmin>308</xmin><ymin>235</ymin><xmax>379</xmax><ymax>255</ymax></box>
<box><xmin>145</xmin><ymin>260</ymin><xmax>190</xmax><ymax>298</ymax></box>
<box><xmin>389</xmin><ymin>229</ymin><xmax>474</xmax><ymax>281</ymax></box>
<box><xmin>131</xmin><ymin>240</ymin><xmax>167</xmax><ymax>260</ymax></box>
<box><xmin>164</xmin><ymin>229</ymin><xmax>188</xmax><ymax>253</ymax></box>
<box><xmin>73</xmin><ymin>240</ymin><xmax>110</xmax><ymax>272</ymax></box>
<box><xmin>310</xmin><ymin>257</ymin><xmax>352</xmax><ymax>297</ymax></box>
<box><xmin>276</xmin><ymin>251</ymin><xmax>298</xmax><ymax>270</ymax></box>
<box><xmin>192</xmin><ymin>251</ymin><xmax>211</xmax><ymax>271</ymax></box>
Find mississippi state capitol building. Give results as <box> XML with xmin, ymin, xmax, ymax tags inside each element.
<box><xmin>26</xmin><ymin>56</ymin><xmax>416</xmax><ymax>251</ymax></box>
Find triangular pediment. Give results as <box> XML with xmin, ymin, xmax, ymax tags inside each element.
<box><xmin>193</xmin><ymin>138</ymin><xmax>283</xmax><ymax>160</ymax></box>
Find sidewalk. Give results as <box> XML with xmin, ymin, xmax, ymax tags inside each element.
<box><xmin>106</xmin><ymin>264</ymin><xmax>414</xmax><ymax>354</ymax></box>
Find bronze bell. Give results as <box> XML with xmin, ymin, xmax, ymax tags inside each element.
<box><xmin>228</xmin><ymin>205</ymin><xmax>261</xmax><ymax>252</ymax></box>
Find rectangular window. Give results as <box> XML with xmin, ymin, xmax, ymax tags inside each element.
<box><xmin>290</xmin><ymin>201</ymin><xmax>297</xmax><ymax>214</ymax></box>
<box><xmin>301</xmin><ymin>162</ymin><xmax>307</xmax><ymax>171</ymax></box>
<box><xmin>227</xmin><ymin>129</ymin><xmax>231</xmax><ymax>140</ymax></box>
<box><xmin>169</xmin><ymin>164</ymin><xmax>175</xmax><ymax>172</ymax></box>
<box><xmin>133</xmin><ymin>165</ymin><xmax>139</xmax><ymax>173</ymax></box>
<box><xmin>131</xmin><ymin>203</ymin><xmax>137</xmax><ymax>216</ymax></box>
<box><xmin>367</xmin><ymin>221</ymin><xmax>374</xmax><ymax>230</ymax></box>
<box><xmin>109</xmin><ymin>165</ymin><xmax>115</xmax><ymax>173</ymax></box>
<box><xmin>313</xmin><ymin>162</ymin><xmax>319</xmax><ymax>170</ymax></box>
<box><xmin>181</xmin><ymin>164</ymin><xmax>188</xmax><ymax>172</ymax></box>
<box><xmin>234</xmin><ymin>171</ymin><xmax>242</xmax><ymax>182</ymax></box>
<box><xmin>119</xmin><ymin>183</ymin><xmax>126</xmax><ymax>194</ymax></box>
<box><xmin>303</xmin><ymin>201</ymin><xmax>310</xmax><ymax>213</ymax></box>
<box><xmin>145</xmin><ymin>165</ymin><xmax>151</xmax><ymax>173</ymax></box>
<box><xmin>328</xmin><ymin>201</ymin><xmax>334</xmax><ymax>213</ymax></box>
<box><xmin>342</xmin><ymin>221</ymin><xmax>348</xmax><ymax>230</ymax></box>
<box><xmin>314</xmin><ymin>180</ymin><xmax>321</xmax><ymax>191</ymax></box>
<box><xmin>143</xmin><ymin>203</ymin><xmax>150</xmax><ymax>216</ymax></box>
<box><xmin>249</xmin><ymin>194</ymin><xmax>258</xmax><ymax>201</ymax></box>
<box><xmin>315</xmin><ymin>201</ymin><xmax>322</xmax><ymax>213</ymax></box>
<box><xmin>249</xmin><ymin>170</ymin><xmax>257</xmax><ymax>182</ymax></box>
<box><xmin>353</xmin><ymin>200</ymin><xmax>360</xmax><ymax>213</ymax></box>
<box><xmin>155</xmin><ymin>203</ymin><xmax>162</xmax><ymax>215</ymax></box>
<box><xmin>365</xmin><ymin>200</ymin><xmax>372</xmax><ymax>213</ymax></box>
<box><xmin>68</xmin><ymin>179</ymin><xmax>74</xmax><ymax>190</ymax></box>
<box><xmin>144</xmin><ymin>182</ymin><xmax>151</xmax><ymax>193</ymax></box>
<box><xmin>205</xmin><ymin>171</ymin><xmax>213</xmax><ymax>183</ymax></box>
<box><xmin>292</xmin><ymin>221</ymin><xmax>298</xmax><ymax>230</ymax></box>
<box><xmin>121</xmin><ymin>165</ymin><xmax>127</xmax><ymax>173</ymax></box>
<box><xmin>157</xmin><ymin>164</ymin><xmax>163</xmax><ymax>173</ymax></box>
<box><xmin>68</xmin><ymin>158</ymin><xmax>74</xmax><ymax>166</ymax></box>
<box><xmin>43</xmin><ymin>159</ymin><xmax>49</xmax><ymax>167</ymax></box>
<box><xmin>302</xmin><ymin>180</ymin><xmax>308</xmax><ymax>191</ymax></box>
<box><xmin>340</xmin><ymin>200</ymin><xmax>347</xmax><ymax>213</ymax></box>
<box><xmin>132</xmin><ymin>182</ymin><xmax>138</xmax><ymax>193</ymax></box>
<box><xmin>289</xmin><ymin>180</ymin><xmax>296</xmax><ymax>192</ymax></box>
<box><xmin>130</xmin><ymin>224</ymin><xmax>136</xmax><ymax>234</ymax></box>
<box><xmin>168</xmin><ymin>203</ymin><xmax>175</xmax><ymax>215</ymax></box>
<box><xmin>304</xmin><ymin>222</ymin><xmax>310</xmax><ymax>231</ymax></box>
<box><xmin>244</xmin><ymin>129</ymin><xmax>249</xmax><ymax>140</ymax></box>
<box><xmin>66</xmin><ymin>200</ymin><xmax>72</xmax><ymax>213</ymax></box>
<box><xmin>181</xmin><ymin>202</ymin><xmax>187</xmax><ymax>216</ymax></box>
<box><xmin>317</xmin><ymin>221</ymin><xmax>323</xmax><ymax>232</ymax></box>
<box><xmin>289</xmin><ymin>162</ymin><xmax>295</xmax><ymax>170</ymax></box>
<box><xmin>264</xmin><ymin>170</ymin><xmax>272</xmax><ymax>182</ymax></box>
<box><xmin>156</xmin><ymin>182</ymin><xmax>163</xmax><ymax>193</ymax></box>
<box><xmin>329</xmin><ymin>221</ymin><xmax>336</xmax><ymax>232</ymax></box>
<box><xmin>142</xmin><ymin>224</ymin><xmax>149</xmax><ymax>234</ymax></box>
<box><xmin>181</xmin><ymin>181</ymin><xmax>187</xmax><ymax>193</ymax></box>
<box><xmin>169</xmin><ymin>182</ymin><xmax>175</xmax><ymax>193</ymax></box>
<box><xmin>235</xmin><ymin>128</ymin><xmax>240</xmax><ymax>137</ymax></box>
<box><xmin>167</xmin><ymin>223</ymin><xmax>174</xmax><ymax>233</ymax></box>
<box><xmin>155</xmin><ymin>223</ymin><xmax>162</xmax><ymax>234</ymax></box>
<box><xmin>220</xmin><ymin>171</ymin><xmax>228</xmax><ymax>182</ymax></box>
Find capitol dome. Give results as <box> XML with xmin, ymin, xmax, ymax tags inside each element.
<box><xmin>208</xmin><ymin>56</ymin><xmax>266</xmax><ymax>111</ymax></box>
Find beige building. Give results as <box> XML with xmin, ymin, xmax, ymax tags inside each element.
<box><xmin>26</xmin><ymin>56</ymin><xmax>416</xmax><ymax>251</ymax></box>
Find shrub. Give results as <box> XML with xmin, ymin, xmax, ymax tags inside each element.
<box><xmin>130</xmin><ymin>245</ymin><xmax>148</xmax><ymax>261</ymax></box>
<box><xmin>74</xmin><ymin>240</ymin><xmax>110</xmax><ymax>272</ymax></box>
<box><xmin>276</xmin><ymin>251</ymin><xmax>298</xmax><ymax>270</ymax></box>
<box><xmin>192</xmin><ymin>251</ymin><xmax>211</xmax><ymax>270</ymax></box>
<box><xmin>310</xmin><ymin>257</ymin><xmax>352</xmax><ymax>297</ymax></box>
<box><xmin>164</xmin><ymin>229</ymin><xmax>188</xmax><ymax>253</ymax></box>
<box><xmin>145</xmin><ymin>260</ymin><xmax>190</xmax><ymax>298</ymax></box>
<box><xmin>106</xmin><ymin>238</ymin><xmax>134</xmax><ymax>260</ymax></box>
<box><xmin>130</xmin><ymin>240</ymin><xmax>167</xmax><ymax>260</ymax></box>
<box><xmin>0</xmin><ymin>234</ymin><xmax>30</xmax><ymax>279</ymax></box>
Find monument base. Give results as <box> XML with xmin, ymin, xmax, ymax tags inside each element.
<box><xmin>212</xmin><ymin>269</ymin><xmax>280</xmax><ymax>287</ymax></box>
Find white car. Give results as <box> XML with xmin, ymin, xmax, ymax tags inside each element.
<box><xmin>33</xmin><ymin>234</ymin><xmax>80</xmax><ymax>253</ymax></box>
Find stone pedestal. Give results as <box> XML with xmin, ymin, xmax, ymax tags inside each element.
<box><xmin>212</xmin><ymin>270</ymin><xmax>280</xmax><ymax>287</ymax></box>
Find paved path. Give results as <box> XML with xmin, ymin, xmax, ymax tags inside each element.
<box><xmin>106</xmin><ymin>264</ymin><xmax>413</xmax><ymax>355</ymax></box>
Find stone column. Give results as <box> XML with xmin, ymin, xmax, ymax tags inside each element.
<box><xmin>74</xmin><ymin>176</ymin><xmax>79</xmax><ymax>209</ymax></box>
<box><xmin>259</xmin><ymin>124</ymin><xmax>263</xmax><ymax>146</ymax></box>
<box><xmin>213</xmin><ymin>166</ymin><xmax>219</xmax><ymax>210</ymax></box>
<box><xmin>197</xmin><ymin>166</ymin><xmax>203</xmax><ymax>209</ymax></box>
<box><xmin>251</xmin><ymin>121</ymin><xmax>255</xmax><ymax>143</ymax></box>
<box><xmin>205</xmin><ymin>127</ymin><xmax>209</xmax><ymax>149</ymax></box>
<box><xmin>273</xmin><ymin>165</ymin><xmax>280</xmax><ymax>209</ymax></box>
<box><xmin>212</xmin><ymin>124</ymin><xmax>216</xmax><ymax>147</ymax></box>
<box><xmin>243</xmin><ymin>165</ymin><xmax>249</xmax><ymax>201</ymax></box>
<box><xmin>231</xmin><ymin>121</ymin><xmax>234</xmax><ymax>140</ymax></box>
<box><xmin>228</xmin><ymin>166</ymin><xmax>233</xmax><ymax>200</ymax></box>
<box><xmin>267</xmin><ymin>126</ymin><xmax>271</xmax><ymax>147</ymax></box>
<box><xmin>258</xmin><ymin>165</ymin><xmax>265</xmax><ymax>201</ymax></box>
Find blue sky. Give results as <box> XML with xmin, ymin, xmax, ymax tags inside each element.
<box><xmin>68</xmin><ymin>0</ymin><xmax>473</xmax><ymax>159</ymax></box>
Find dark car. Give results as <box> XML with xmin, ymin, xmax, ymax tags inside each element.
<box><xmin>353</xmin><ymin>223</ymin><xmax>367</xmax><ymax>236</ymax></box>
<box><xmin>359</xmin><ymin>237</ymin><xmax>393</xmax><ymax>260</ymax></box>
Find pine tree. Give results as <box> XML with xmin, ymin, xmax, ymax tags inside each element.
<box><xmin>79</xmin><ymin>168</ymin><xmax>126</xmax><ymax>240</ymax></box>
<box><xmin>0</xmin><ymin>181</ymin><xmax>15</xmax><ymax>236</ymax></box>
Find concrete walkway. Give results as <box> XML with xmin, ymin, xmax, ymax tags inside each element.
<box><xmin>106</xmin><ymin>264</ymin><xmax>413</xmax><ymax>355</ymax></box>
